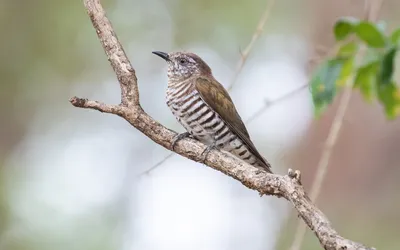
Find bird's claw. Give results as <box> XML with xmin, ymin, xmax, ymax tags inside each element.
<box><xmin>171</xmin><ymin>132</ymin><xmax>192</xmax><ymax>150</ymax></box>
<box><xmin>200</xmin><ymin>142</ymin><xmax>218</xmax><ymax>163</ymax></box>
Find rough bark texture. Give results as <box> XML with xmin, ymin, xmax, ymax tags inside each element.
<box><xmin>70</xmin><ymin>1</ymin><xmax>375</xmax><ymax>249</ymax></box>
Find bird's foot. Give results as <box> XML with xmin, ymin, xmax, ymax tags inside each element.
<box><xmin>171</xmin><ymin>132</ymin><xmax>192</xmax><ymax>150</ymax></box>
<box><xmin>200</xmin><ymin>142</ymin><xmax>218</xmax><ymax>163</ymax></box>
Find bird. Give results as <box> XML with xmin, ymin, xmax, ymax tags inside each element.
<box><xmin>152</xmin><ymin>51</ymin><xmax>272</xmax><ymax>173</ymax></box>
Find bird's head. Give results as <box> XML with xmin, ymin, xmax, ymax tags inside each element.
<box><xmin>152</xmin><ymin>51</ymin><xmax>212</xmax><ymax>81</ymax></box>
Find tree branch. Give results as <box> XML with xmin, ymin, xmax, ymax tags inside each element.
<box><xmin>70</xmin><ymin>1</ymin><xmax>375</xmax><ymax>249</ymax></box>
<box><xmin>70</xmin><ymin>97</ymin><xmax>124</xmax><ymax>115</ymax></box>
<box><xmin>83</xmin><ymin>0</ymin><xmax>139</xmax><ymax>107</ymax></box>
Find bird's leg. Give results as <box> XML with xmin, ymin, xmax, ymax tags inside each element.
<box><xmin>171</xmin><ymin>132</ymin><xmax>192</xmax><ymax>150</ymax></box>
<box><xmin>200</xmin><ymin>142</ymin><xmax>218</xmax><ymax>163</ymax></box>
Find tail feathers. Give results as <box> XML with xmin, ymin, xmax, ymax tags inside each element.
<box><xmin>254</xmin><ymin>160</ymin><xmax>273</xmax><ymax>173</ymax></box>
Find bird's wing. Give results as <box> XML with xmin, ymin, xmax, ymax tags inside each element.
<box><xmin>195</xmin><ymin>76</ymin><xmax>271</xmax><ymax>169</ymax></box>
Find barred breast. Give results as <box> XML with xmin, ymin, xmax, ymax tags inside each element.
<box><xmin>166</xmin><ymin>81</ymin><xmax>267</xmax><ymax>169</ymax></box>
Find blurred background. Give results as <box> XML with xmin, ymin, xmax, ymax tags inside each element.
<box><xmin>1</xmin><ymin>0</ymin><xmax>399</xmax><ymax>249</ymax></box>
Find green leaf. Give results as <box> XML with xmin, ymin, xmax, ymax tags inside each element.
<box><xmin>354</xmin><ymin>62</ymin><xmax>379</xmax><ymax>102</ymax></box>
<box><xmin>377</xmin><ymin>82</ymin><xmax>400</xmax><ymax>119</ymax></box>
<box><xmin>311</xmin><ymin>59</ymin><xmax>345</xmax><ymax>117</ymax></box>
<box><xmin>337</xmin><ymin>58</ymin><xmax>354</xmax><ymax>87</ymax></box>
<box><xmin>354</xmin><ymin>21</ymin><xmax>387</xmax><ymax>48</ymax></box>
<box><xmin>377</xmin><ymin>47</ymin><xmax>397</xmax><ymax>85</ymax></box>
<box><xmin>390</xmin><ymin>28</ymin><xmax>400</xmax><ymax>45</ymax></box>
<box><xmin>337</xmin><ymin>41</ymin><xmax>359</xmax><ymax>58</ymax></box>
<box><xmin>334</xmin><ymin>17</ymin><xmax>359</xmax><ymax>41</ymax></box>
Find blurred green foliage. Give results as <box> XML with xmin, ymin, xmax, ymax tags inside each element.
<box><xmin>311</xmin><ymin>18</ymin><xmax>400</xmax><ymax>119</ymax></box>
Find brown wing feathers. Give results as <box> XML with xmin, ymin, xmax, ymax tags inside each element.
<box><xmin>195</xmin><ymin>76</ymin><xmax>271</xmax><ymax>170</ymax></box>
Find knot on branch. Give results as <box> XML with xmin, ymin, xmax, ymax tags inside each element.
<box><xmin>70</xmin><ymin>97</ymin><xmax>88</xmax><ymax>107</ymax></box>
<box><xmin>288</xmin><ymin>168</ymin><xmax>302</xmax><ymax>184</ymax></box>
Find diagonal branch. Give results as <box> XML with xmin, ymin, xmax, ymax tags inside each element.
<box><xmin>84</xmin><ymin>0</ymin><xmax>139</xmax><ymax>107</ymax></box>
<box><xmin>70</xmin><ymin>1</ymin><xmax>376</xmax><ymax>249</ymax></box>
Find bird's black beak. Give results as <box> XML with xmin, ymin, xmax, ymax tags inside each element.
<box><xmin>152</xmin><ymin>51</ymin><xmax>170</xmax><ymax>62</ymax></box>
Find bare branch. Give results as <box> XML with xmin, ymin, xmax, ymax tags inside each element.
<box><xmin>227</xmin><ymin>0</ymin><xmax>276</xmax><ymax>91</ymax></box>
<box><xmin>289</xmin><ymin>1</ymin><xmax>384</xmax><ymax>249</ymax></box>
<box><xmin>83</xmin><ymin>0</ymin><xmax>139</xmax><ymax>107</ymax></box>
<box><xmin>70</xmin><ymin>97</ymin><xmax>125</xmax><ymax>115</ymax></box>
<box><xmin>70</xmin><ymin>1</ymin><xmax>376</xmax><ymax>249</ymax></box>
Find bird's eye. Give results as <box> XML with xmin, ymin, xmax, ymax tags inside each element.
<box><xmin>179</xmin><ymin>58</ymin><xmax>188</xmax><ymax>65</ymax></box>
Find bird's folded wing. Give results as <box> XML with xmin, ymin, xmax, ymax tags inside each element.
<box><xmin>195</xmin><ymin>76</ymin><xmax>271</xmax><ymax>169</ymax></box>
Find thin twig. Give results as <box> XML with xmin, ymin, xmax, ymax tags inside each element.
<box><xmin>70</xmin><ymin>97</ymin><xmax>124</xmax><ymax>114</ymax></box>
<box><xmin>141</xmin><ymin>153</ymin><xmax>175</xmax><ymax>175</ymax></box>
<box><xmin>246</xmin><ymin>84</ymin><xmax>309</xmax><ymax>123</ymax></box>
<box><xmin>227</xmin><ymin>0</ymin><xmax>276</xmax><ymax>91</ymax></box>
<box><xmin>70</xmin><ymin>1</ymin><xmax>376</xmax><ymax>249</ymax></box>
<box><xmin>289</xmin><ymin>1</ymin><xmax>383</xmax><ymax>249</ymax></box>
